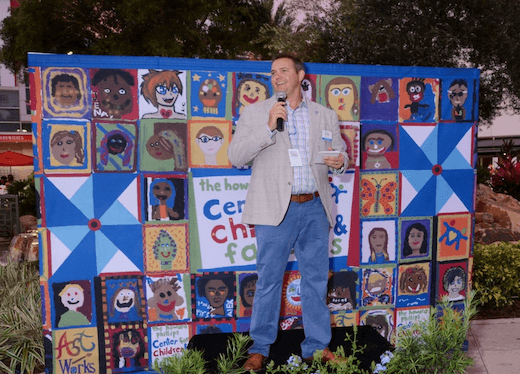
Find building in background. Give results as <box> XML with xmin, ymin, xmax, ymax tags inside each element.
<box><xmin>0</xmin><ymin>0</ymin><xmax>33</xmax><ymax>181</ymax></box>
<box><xmin>478</xmin><ymin>115</ymin><xmax>520</xmax><ymax>169</ymax></box>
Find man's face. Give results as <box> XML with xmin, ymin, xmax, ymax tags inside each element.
<box><xmin>271</xmin><ymin>58</ymin><xmax>305</xmax><ymax>97</ymax></box>
<box><xmin>54</xmin><ymin>81</ymin><xmax>80</xmax><ymax>107</ymax></box>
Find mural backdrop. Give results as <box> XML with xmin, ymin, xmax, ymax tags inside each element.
<box><xmin>29</xmin><ymin>53</ymin><xmax>479</xmax><ymax>374</ymax></box>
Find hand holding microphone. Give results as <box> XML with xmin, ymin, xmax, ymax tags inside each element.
<box><xmin>275</xmin><ymin>91</ymin><xmax>287</xmax><ymax>132</ymax></box>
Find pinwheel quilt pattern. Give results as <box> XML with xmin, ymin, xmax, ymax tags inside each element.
<box><xmin>43</xmin><ymin>174</ymin><xmax>143</xmax><ymax>283</ymax></box>
<box><xmin>399</xmin><ymin>122</ymin><xmax>475</xmax><ymax>217</ymax></box>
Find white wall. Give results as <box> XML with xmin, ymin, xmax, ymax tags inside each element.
<box><xmin>479</xmin><ymin>114</ymin><xmax>520</xmax><ymax>138</ymax></box>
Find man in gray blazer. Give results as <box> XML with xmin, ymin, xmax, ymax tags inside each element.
<box><xmin>228</xmin><ymin>53</ymin><xmax>347</xmax><ymax>372</ymax></box>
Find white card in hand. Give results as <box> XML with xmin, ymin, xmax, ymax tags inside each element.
<box><xmin>315</xmin><ymin>150</ymin><xmax>340</xmax><ymax>164</ymax></box>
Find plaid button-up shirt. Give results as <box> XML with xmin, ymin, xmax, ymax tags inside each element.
<box><xmin>286</xmin><ymin>97</ymin><xmax>317</xmax><ymax>195</ymax></box>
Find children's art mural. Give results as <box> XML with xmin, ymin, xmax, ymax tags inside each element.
<box><xmin>29</xmin><ymin>53</ymin><xmax>479</xmax><ymax>373</ymax></box>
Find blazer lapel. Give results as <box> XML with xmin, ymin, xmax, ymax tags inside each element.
<box><xmin>308</xmin><ymin>102</ymin><xmax>322</xmax><ymax>162</ymax></box>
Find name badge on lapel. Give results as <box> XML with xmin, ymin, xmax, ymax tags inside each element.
<box><xmin>322</xmin><ymin>130</ymin><xmax>332</xmax><ymax>141</ymax></box>
<box><xmin>288</xmin><ymin>149</ymin><xmax>303</xmax><ymax>167</ymax></box>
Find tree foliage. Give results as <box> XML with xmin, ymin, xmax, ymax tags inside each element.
<box><xmin>0</xmin><ymin>0</ymin><xmax>273</xmax><ymax>73</ymax></box>
<box><xmin>264</xmin><ymin>0</ymin><xmax>520</xmax><ymax>125</ymax></box>
<box><xmin>3</xmin><ymin>0</ymin><xmax>520</xmax><ymax>125</ymax></box>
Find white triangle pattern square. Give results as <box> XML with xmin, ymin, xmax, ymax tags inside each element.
<box><xmin>48</xmin><ymin>176</ymin><xmax>90</xmax><ymax>200</ymax></box>
<box><xmin>117</xmin><ymin>177</ymin><xmax>139</xmax><ymax>221</ymax></box>
<box><xmin>438</xmin><ymin>192</ymin><xmax>468</xmax><ymax>214</ymax></box>
<box><xmin>401</xmin><ymin>125</ymin><xmax>435</xmax><ymax>148</ymax></box>
<box><xmin>50</xmin><ymin>231</ymin><xmax>72</xmax><ymax>275</ymax></box>
<box><xmin>456</xmin><ymin>127</ymin><xmax>473</xmax><ymax>166</ymax></box>
<box><xmin>99</xmin><ymin>249</ymin><xmax>140</xmax><ymax>274</ymax></box>
<box><xmin>400</xmin><ymin>173</ymin><xmax>418</xmax><ymax>214</ymax></box>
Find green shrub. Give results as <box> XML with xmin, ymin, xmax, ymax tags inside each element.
<box><xmin>473</xmin><ymin>242</ymin><xmax>520</xmax><ymax>308</ymax></box>
<box><xmin>153</xmin><ymin>348</ymin><xmax>207</xmax><ymax>374</ymax></box>
<box><xmin>6</xmin><ymin>173</ymin><xmax>37</xmax><ymax>217</ymax></box>
<box><xmin>380</xmin><ymin>293</ymin><xmax>478</xmax><ymax>374</ymax></box>
<box><xmin>0</xmin><ymin>262</ymin><xmax>44</xmax><ymax>374</ymax></box>
<box><xmin>489</xmin><ymin>139</ymin><xmax>520</xmax><ymax>201</ymax></box>
<box><xmin>476</xmin><ymin>164</ymin><xmax>491</xmax><ymax>186</ymax></box>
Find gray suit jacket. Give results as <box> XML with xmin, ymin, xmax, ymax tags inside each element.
<box><xmin>228</xmin><ymin>96</ymin><xmax>346</xmax><ymax>226</ymax></box>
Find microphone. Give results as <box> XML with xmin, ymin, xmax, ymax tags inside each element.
<box><xmin>276</xmin><ymin>91</ymin><xmax>287</xmax><ymax>131</ymax></box>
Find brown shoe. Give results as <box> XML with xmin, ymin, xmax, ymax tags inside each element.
<box><xmin>303</xmin><ymin>347</ymin><xmax>349</xmax><ymax>365</ymax></box>
<box><xmin>243</xmin><ymin>353</ymin><xmax>267</xmax><ymax>372</ymax></box>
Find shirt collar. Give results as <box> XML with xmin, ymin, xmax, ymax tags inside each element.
<box><xmin>287</xmin><ymin>95</ymin><xmax>308</xmax><ymax>111</ymax></box>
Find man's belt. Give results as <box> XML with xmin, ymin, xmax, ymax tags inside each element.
<box><xmin>290</xmin><ymin>191</ymin><xmax>319</xmax><ymax>204</ymax></box>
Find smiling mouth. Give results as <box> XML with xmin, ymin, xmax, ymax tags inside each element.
<box><xmin>368</xmin><ymin>147</ymin><xmax>386</xmax><ymax>154</ymax></box>
<box><xmin>160</xmin><ymin>252</ymin><xmax>171</xmax><ymax>258</ymax></box>
<box><xmin>67</xmin><ymin>300</ymin><xmax>79</xmax><ymax>305</ymax></box>
<box><xmin>243</xmin><ymin>95</ymin><xmax>259</xmax><ymax>104</ymax></box>
<box><xmin>290</xmin><ymin>295</ymin><xmax>301</xmax><ymax>303</ymax></box>
<box><xmin>109</xmin><ymin>146</ymin><xmax>123</xmax><ymax>153</ymax></box>
<box><xmin>101</xmin><ymin>99</ymin><xmax>131</xmax><ymax>111</ymax></box>
<box><xmin>117</xmin><ymin>300</ymin><xmax>134</xmax><ymax>309</ymax></box>
<box><xmin>60</xmin><ymin>153</ymin><xmax>70</xmax><ymax>159</ymax></box>
<box><xmin>157</xmin><ymin>302</ymin><xmax>175</xmax><ymax>312</ymax></box>
<box><xmin>156</xmin><ymin>194</ymin><xmax>168</xmax><ymax>200</ymax></box>
<box><xmin>330</xmin><ymin>297</ymin><xmax>349</xmax><ymax>304</ymax></box>
<box><xmin>163</xmin><ymin>98</ymin><xmax>174</xmax><ymax>104</ymax></box>
<box><xmin>408</xmin><ymin>284</ymin><xmax>421</xmax><ymax>293</ymax></box>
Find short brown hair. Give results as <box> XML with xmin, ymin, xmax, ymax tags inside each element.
<box><xmin>272</xmin><ymin>53</ymin><xmax>305</xmax><ymax>73</ymax></box>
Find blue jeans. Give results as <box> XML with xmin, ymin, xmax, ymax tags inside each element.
<box><xmin>249</xmin><ymin>197</ymin><xmax>331</xmax><ymax>358</ymax></box>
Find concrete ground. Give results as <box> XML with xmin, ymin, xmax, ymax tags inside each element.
<box><xmin>466</xmin><ymin>318</ymin><xmax>520</xmax><ymax>373</ymax></box>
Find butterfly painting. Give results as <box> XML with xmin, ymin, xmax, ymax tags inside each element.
<box><xmin>360</xmin><ymin>172</ymin><xmax>398</xmax><ymax>217</ymax></box>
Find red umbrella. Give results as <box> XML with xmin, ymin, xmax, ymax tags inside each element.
<box><xmin>0</xmin><ymin>151</ymin><xmax>34</xmax><ymax>167</ymax></box>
